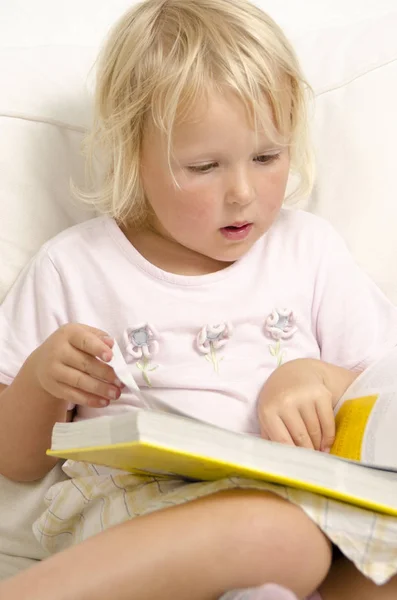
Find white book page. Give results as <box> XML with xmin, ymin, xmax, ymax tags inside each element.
<box><xmin>334</xmin><ymin>345</ymin><xmax>397</xmax><ymax>413</ymax></box>
<box><xmin>333</xmin><ymin>345</ymin><xmax>397</xmax><ymax>469</ymax></box>
<box><xmin>141</xmin><ymin>411</ymin><xmax>397</xmax><ymax>512</ymax></box>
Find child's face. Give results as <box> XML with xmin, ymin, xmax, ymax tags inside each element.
<box><xmin>141</xmin><ymin>90</ymin><xmax>290</xmax><ymax>267</ymax></box>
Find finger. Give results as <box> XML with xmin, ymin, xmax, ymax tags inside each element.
<box><xmin>84</xmin><ymin>325</ymin><xmax>114</xmax><ymax>341</ymax></box>
<box><xmin>68</xmin><ymin>329</ymin><xmax>113</xmax><ymax>362</ymax></box>
<box><xmin>316</xmin><ymin>399</ymin><xmax>336</xmax><ymax>452</ymax></box>
<box><xmin>281</xmin><ymin>411</ymin><xmax>315</xmax><ymax>450</ymax></box>
<box><xmin>55</xmin><ymin>383</ymin><xmax>111</xmax><ymax>408</ymax></box>
<box><xmin>101</xmin><ymin>337</ymin><xmax>115</xmax><ymax>348</ymax></box>
<box><xmin>84</xmin><ymin>327</ymin><xmax>115</xmax><ymax>349</ymax></box>
<box><xmin>55</xmin><ymin>365</ymin><xmax>121</xmax><ymax>402</ymax></box>
<box><xmin>63</xmin><ymin>348</ymin><xmax>122</xmax><ymax>386</ymax></box>
<box><xmin>260</xmin><ymin>414</ymin><xmax>295</xmax><ymax>446</ymax></box>
<box><xmin>299</xmin><ymin>404</ymin><xmax>322</xmax><ymax>451</ymax></box>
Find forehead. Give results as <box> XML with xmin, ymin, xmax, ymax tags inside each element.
<box><xmin>145</xmin><ymin>88</ymin><xmax>285</xmax><ymax>153</ymax></box>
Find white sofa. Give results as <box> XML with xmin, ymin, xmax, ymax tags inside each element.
<box><xmin>1</xmin><ymin>0</ymin><xmax>397</xmax><ymax>581</ymax></box>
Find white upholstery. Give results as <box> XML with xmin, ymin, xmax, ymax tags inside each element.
<box><xmin>1</xmin><ymin>0</ymin><xmax>397</xmax><ymax>581</ymax></box>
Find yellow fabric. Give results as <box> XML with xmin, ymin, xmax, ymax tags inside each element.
<box><xmin>33</xmin><ymin>460</ymin><xmax>397</xmax><ymax>585</ymax></box>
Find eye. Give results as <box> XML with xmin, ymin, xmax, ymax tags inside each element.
<box><xmin>254</xmin><ymin>153</ymin><xmax>281</xmax><ymax>165</ymax></box>
<box><xmin>187</xmin><ymin>162</ymin><xmax>218</xmax><ymax>174</ymax></box>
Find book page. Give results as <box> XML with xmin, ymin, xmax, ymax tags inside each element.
<box><xmin>331</xmin><ymin>346</ymin><xmax>397</xmax><ymax>469</ymax></box>
<box><xmin>50</xmin><ymin>407</ymin><xmax>397</xmax><ymax>515</ymax></box>
<box><xmin>334</xmin><ymin>345</ymin><xmax>397</xmax><ymax>412</ymax></box>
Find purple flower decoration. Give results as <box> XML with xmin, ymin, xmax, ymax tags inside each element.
<box><xmin>124</xmin><ymin>323</ymin><xmax>159</xmax><ymax>359</ymax></box>
<box><xmin>197</xmin><ymin>323</ymin><xmax>233</xmax><ymax>354</ymax></box>
<box><xmin>264</xmin><ymin>309</ymin><xmax>297</xmax><ymax>341</ymax></box>
<box><xmin>124</xmin><ymin>324</ymin><xmax>159</xmax><ymax>386</ymax></box>
<box><xmin>197</xmin><ymin>323</ymin><xmax>233</xmax><ymax>373</ymax></box>
<box><xmin>264</xmin><ymin>309</ymin><xmax>297</xmax><ymax>367</ymax></box>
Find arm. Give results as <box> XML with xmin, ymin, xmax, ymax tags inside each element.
<box><xmin>0</xmin><ymin>326</ymin><xmax>121</xmax><ymax>483</ymax></box>
<box><xmin>0</xmin><ymin>361</ymin><xmax>72</xmax><ymax>483</ymax></box>
<box><xmin>0</xmin><ymin>251</ymin><xmax>122</xmax><ymax>481</ymax></box>
<box><xmin>259</xmin><ymin>219</ymin><xmax>397</xmax><ymax>452</ymax></box>
<box><xmin>315</xmin><ymin>359</ymin><xmax>360</xmax><ymax>404</ymax></box>
<box><xmin>288</xmin><ymin>358</ymin><xmax>360</xmax><ymax>405</ymax></box>
<box><xmin>258</xmin><ymin>358</ymin><xmax>359</xmax><ymax>452</ymax></box>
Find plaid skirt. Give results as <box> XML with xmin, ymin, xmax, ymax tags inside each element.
<box><xmin>33</xmin><ymin>460</ymin><xmax>397</xmax><ymax>585</ymax></box>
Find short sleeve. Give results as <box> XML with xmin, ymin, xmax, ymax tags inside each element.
<box><xmin>312</xmin><ymin>224</ymin><xmax>397</xmax><ymax>371</ymax></box>
<box><xmin>0</xmin><ymin>250</ymin><xmax>69</xmax><ymax>385</ymax></box>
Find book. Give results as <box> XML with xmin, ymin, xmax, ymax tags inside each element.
<box><xmin>47</xmin><ymin>345</ymin><xmax>397</xmax><ymax>517</ymax></box>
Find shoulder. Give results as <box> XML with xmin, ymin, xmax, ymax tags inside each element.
<box><xmin>37</xmin><ymin>216</ymin><xmax>115</xmax><ymax>268</ymax></box>
<box><xmin>270</xmin><ymin>208</ymin><xmax>337</xmax><ymax>241</ymax></box>
<box><xmin>42</xmin><ymin>216</ymin><xmax>112</xmax><ymax>255</ymax></box>
<box><xmin>1</xmin><ymin>218</ymin><xmax>115</xmax><ymax>301</ymax></box>
<box><xmin>264</xmin><ymin>209</ymin><xmax>344</xmax><ymax>261</ymax></box>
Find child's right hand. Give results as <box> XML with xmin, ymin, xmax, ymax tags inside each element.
<box><xmin>30</xmin><ymin>324</ymin><xmax>122</xmax><ymax>408</ymax></box>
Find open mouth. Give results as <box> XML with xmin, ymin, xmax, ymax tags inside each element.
<box><xmin>220</xmin><ymin>222</ymin><xmax>253</xmax><ymax>240</ymax></box>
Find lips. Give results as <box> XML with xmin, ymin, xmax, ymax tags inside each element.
<box><xmin>228</xmin><ymin>222</ymin><xmax>250</xmax><ymax>228</ymax></box>
<box><xmin>220</xmin><ymin>222</ymin><xmax>253</xmax><ymax>241</ymax></box>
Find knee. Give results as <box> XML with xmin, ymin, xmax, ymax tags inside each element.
<box><xmin>216</xmin><ymin>490</ymin><xmax>332</xmax><ymax>597</ymax></box>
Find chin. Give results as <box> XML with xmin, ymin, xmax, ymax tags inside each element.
<box><xmin>213</xmin><ymin>242</ymin><xmax>256</xmax><ymax>263</ymax></box>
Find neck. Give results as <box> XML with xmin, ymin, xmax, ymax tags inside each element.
<box><xmin>120</xmin><ymin>223</ymin><xmax>232</xmax><ymax>276</ymax></box>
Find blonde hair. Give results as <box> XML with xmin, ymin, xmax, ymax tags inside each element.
<box><xmin>76</xmin><ymin>0</ymin><xmax>314</xmax><ymax>226</ymax></box>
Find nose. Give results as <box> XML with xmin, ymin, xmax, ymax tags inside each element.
<box><xmin>225</xmin><ymin>166</ymin><xmax>255</xmax><ymax>206</ymax></box>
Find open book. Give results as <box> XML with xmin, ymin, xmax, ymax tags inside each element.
<box><xmin>48</xmin><ymin>345</ymin><xmax>397</xmax><ymax>516</ymax></box>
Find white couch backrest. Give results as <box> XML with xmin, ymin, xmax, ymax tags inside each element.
<box><xmin>1</xmin><ymin>0</ymin><xmax>397</xmax><ymax>301</ymax></box>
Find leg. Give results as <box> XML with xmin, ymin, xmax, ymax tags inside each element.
<box><xmin>320</xmin><ymin>555</ymin><xmax>397</xmax><ymax>600</ymax></box>
<box><xmin>0</xmin><ymin>490</ymin><xmax>331</xmax><ymax>600</ymax></box>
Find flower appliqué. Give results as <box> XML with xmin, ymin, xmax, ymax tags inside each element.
<box><xmin>264</xmin><ymin>308</ymin><xmax>297</xmax><ymax>366</ymax></box>
<box><xmin>124</xmin><ymin>323</ymin><xmax>159</xmax><ymax>386</ymax></box>
<box><xmin>196</xmin><ymin>323</ymin><xmax>233</xmax><ymax>373</ymax></box>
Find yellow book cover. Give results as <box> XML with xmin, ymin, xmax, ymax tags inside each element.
<box><xmin>330</xmin><ymin>394</ymin><xmax>377</xmax><ymax>461</ymax></box>
<box><xmin>48</xmin><ymin>396</ymin><xmax>397</xmax><ymax>517</ymax></box>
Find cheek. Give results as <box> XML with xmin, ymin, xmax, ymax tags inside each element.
<box><xmin>260</xmin><ymin>159</ymin><xmax>290</xmax><ymax>208</ymax></box>
<box><xmin>143</xmin><ymin>159</ymin><xmax>217</xmax><ymax>226</ymax></box>
<box><xmin>165</xmin><ymin>173</ymin><xmax>219</xmax><ymax>224</ymax></box>
<box><xmin>147</xmin><ymin>186</ymin><xmax>213</xmax><ymax>232</ymax></box>
<box><xmin>172</xmin><ymin>189</ymin><xmax>216</xmax><ymax>225</ymax></box>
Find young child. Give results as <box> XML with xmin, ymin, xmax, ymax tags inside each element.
<box><xmin>1</xmin><ymin>1</ymin><xmax>397</xmax><ymax>599</ymax></box>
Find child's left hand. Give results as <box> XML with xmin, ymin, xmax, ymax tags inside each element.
<box><xmin>258</xmin><ymin>359</ymin><xmax>359</xmax><ymax>453</ymax></box>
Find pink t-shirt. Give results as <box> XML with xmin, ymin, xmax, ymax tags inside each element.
<box><xmin>1</xmin><ymin>209</ymin><xmax>397</xmax><ymax>434</ymax></box>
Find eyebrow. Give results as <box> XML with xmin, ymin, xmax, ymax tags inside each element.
<box><xmin>173</xmin><ymin>143</ymin><xmax>282</xmax><ymax>161</ymax></box>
